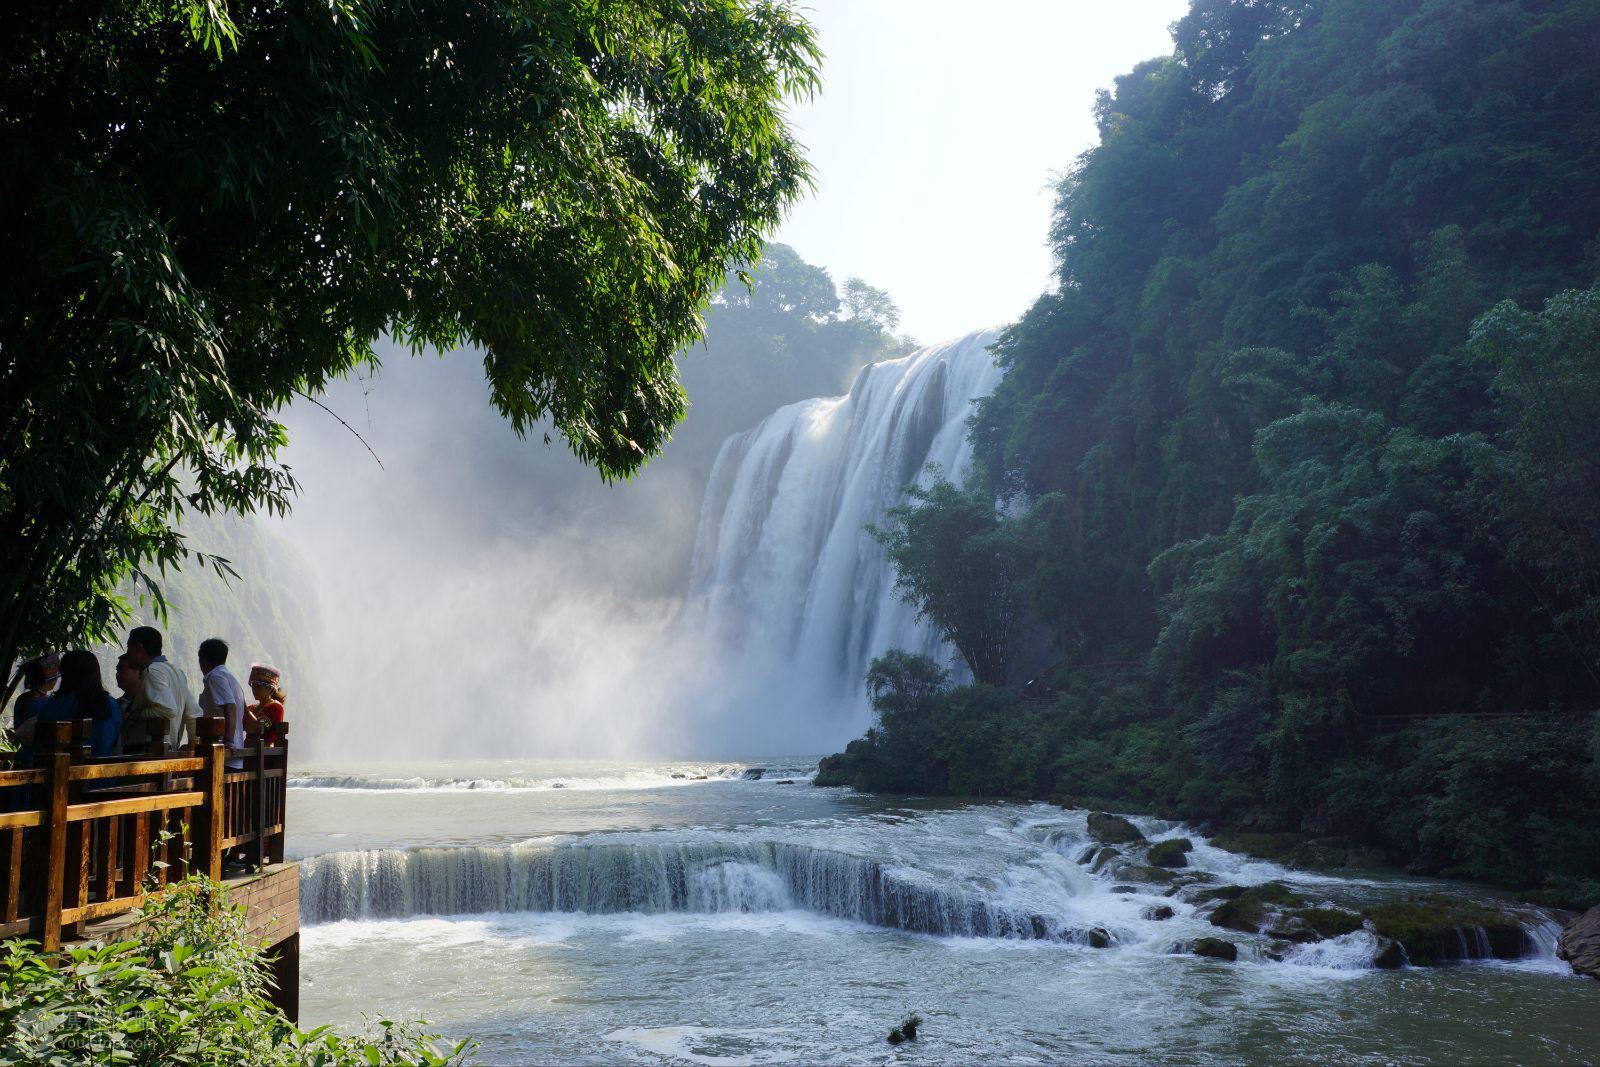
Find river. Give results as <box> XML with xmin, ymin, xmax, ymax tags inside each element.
<box><xmin>286</xmin><ymin>758</ymin><xmax>1600</xmax><ymax>1064</ymax></box>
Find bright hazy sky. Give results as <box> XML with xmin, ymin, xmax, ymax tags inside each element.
<box><xmin>775</xmin><ymin>1</ymin><xmax>1190</xmax><ymax>345</ymax></box>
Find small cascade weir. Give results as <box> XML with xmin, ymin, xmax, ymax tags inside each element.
<box><xmin>299</xmin><ymin>839</ymin><xmax>1088</xmax><ymax>942</ymax></box>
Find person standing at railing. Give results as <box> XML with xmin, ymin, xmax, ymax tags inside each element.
<box><xmin>245</xmin><ymin>663</ymin><xmax>286</xmax><ymax>739</ymax></box>
<box><xmin>8</xmin><ymin>652</ymin><xmax>60</xmax><ymax>749</ymax></box>
<box><xmin>36</xmin><ymin>651</ymin><xmax>121</xmax><ymax>757</ymax></box>
<box><xmin>197</xmin><ymin>638</ymin><xmax>248</xmax><ymax>770</ymax></box>
<box><xmin>113</xmin><ymin>653</ymin><xmax>147</xmax><ymax>751</ymax></box>
<box><xmin>126</xmin><ymin>626</ymin><xmax>201</xmax><ymax>750</ymax></box>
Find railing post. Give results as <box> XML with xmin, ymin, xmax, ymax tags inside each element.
<box><xmin>251</xmin><ymin>733</ymin><xmax>267</xmax><ymax>871</ymax></box>
<box><xmin>194</xmin><ymin>717</ymin><xmax>226</xmax><ymax>882</ymax></box>
<box><xmin>34</xmin><ymin>721</ymin><xmax>74</xmax><ymax>952</ymax></box>
<box><xmin>269</xmin><ymin>722</ymin><xmax>288</xmax><ymax>865</ymax></box>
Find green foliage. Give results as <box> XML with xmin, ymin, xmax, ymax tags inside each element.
<box><xmin>0</xmin><ymin>876</ymin><xmax>471</xmax><ymax>1065</ymax></box>
<box><xmin>1</xmin><ymin>0</ymin><xmax>822</xmax><ymax>689</ymax></box>
<box><xmin>871</xmin><ymin>479</ymin><xmax>1051</xmax><ymax>685</ymax></box>
<box><xmin>1474</xmin><ymin>286</ymin><xmax>1600</xmax><ymax>673</ymax></box>
<box><xmin>829</xmin><ymin>0</ymin><xmax>1600</xmax><ymax>901</ymax></box>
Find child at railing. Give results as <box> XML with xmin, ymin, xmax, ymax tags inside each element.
<box><xmin>246</xmin><ymin>663</ymin><xmax>287</xmax><ymax>741</ymax></box>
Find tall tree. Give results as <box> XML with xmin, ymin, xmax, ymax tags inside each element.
<box><xmin>0</xmin><ymin>0</ymin><xmax>820</xmax><ymax>690</ymax></box>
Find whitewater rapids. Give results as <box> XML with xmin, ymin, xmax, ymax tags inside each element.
<box><xmin>291</xmin><ymin>763</ymin><xmax>1597</xmax><ymax>1064</ymax></box>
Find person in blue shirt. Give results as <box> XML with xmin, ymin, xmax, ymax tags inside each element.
<box><xmin>37</xmin><ymin>651</ymin><xmax>122</xmax><ymax>758</ymax></box>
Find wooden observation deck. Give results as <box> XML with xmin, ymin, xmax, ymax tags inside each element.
<box><xmin>0</xmin><ymin>716</ymin><xmax>300</xmax><ymax>1018</ymax></box>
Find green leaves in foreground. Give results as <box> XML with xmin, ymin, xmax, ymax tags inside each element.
<box><xmin>0</xmin><ymin>877</ymin><xmax>472</xmax><ymax>1066</ymax></box>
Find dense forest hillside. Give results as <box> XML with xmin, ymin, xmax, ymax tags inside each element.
<box><xmin>820</xmin><ymin>0</ymin><xmax>1600</xmax><ymax>906</ymax></box>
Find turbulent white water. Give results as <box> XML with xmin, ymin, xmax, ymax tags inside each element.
<box><xmin>293</xmin><ymin>767</ymin><xmax>1600</xmax><ymax>1064</ymax></box>
<box><xmin>687</xmin><ymin>329</ymin><xmax>1004</xmax><ymax>734</ymax></box>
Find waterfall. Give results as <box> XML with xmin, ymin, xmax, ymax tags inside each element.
<box><xmin>299</xmin><ymin>839</ymin><xmax>1087</xmax><ymax>942</ymax></box>
<box><xmin>687</xmin><ymin>328</ymin><xmax>1004</xmax><ymax>734</ymax></box>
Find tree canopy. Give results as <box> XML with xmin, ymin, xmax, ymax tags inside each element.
<box><xmin>0</xmin><ymin>0</ymin><xmax>821</xmax><ymax>685</ymax></box>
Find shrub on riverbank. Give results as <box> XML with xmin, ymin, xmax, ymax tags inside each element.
<box><xmin>0</xmin><ymin>876</ymin><xmax>471</xmax><ymax>1066</ymax></box>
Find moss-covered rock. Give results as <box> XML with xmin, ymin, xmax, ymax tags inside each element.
<box><xmin>1362</xmin><ymin>895</ymin><xmax>1527</xmax><ymax>965</ymax></box>
<box><xmin>1291</xmin><ymin>907</ymin><xmax>1365</xmax><ymax>939</ymax></box>
<box><xmin>1077</xmin><ymin>845</ymin><xmax>1098</xmax><ymax>865</ymax></box>
<box><xmin>1111</xmin><ymin>862</ymin><xmax>1179</xmax><ymax>885</ymax></box>
<box><xmin>1191</xmin><ymin>937</ymin><xmax>1238</xmax><ymax>962</ymax></box>
<box><xmin>1208</xmin><ymin>882</ymin><xmax>1305</xmax><ymax>933</ymax></box>
<box><xmin>1090</xmin><ymin>846</ymin><xmax>1121</xmax><ymax>873</ymax></box>
<box><xmin>1147</xmin><ymin>838</ymin><xmax>1192</xmax><ymax>868</ymax></box>
<box><xmin>1087</xmin><ymin>812</ymin><xmax>1146</xmax><ymax>845</ymax></box>
<box><xmin>1190</xmin><ymin>884</ymin><xmax>1247</xmax><ymax>904</ymax></box>
<box><xmin>1208</xmin><ymin>831</ymin><xmax>1305</xmax><ymax>861</ymax></box>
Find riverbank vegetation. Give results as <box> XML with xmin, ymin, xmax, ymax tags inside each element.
<box><xmin>822</xmin><ymin>0</ymin><xmax>1600</xmax><ymax>908</ymax></box>
<box><xmin>0</xmin><ymin>876</ymin><xmax>469</xmax><ymax>1065</ymax></box>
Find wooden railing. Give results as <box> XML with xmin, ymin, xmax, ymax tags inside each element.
<box><xmin>0</xmin><ymin>716</ymin><xmax>289</xmax><ymax>951</ymax></box>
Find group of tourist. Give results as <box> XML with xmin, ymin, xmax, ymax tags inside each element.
<box><xmin>7</xmin><ymin>627</ymin><xmax>288</xmax><ymax>767</ymax></box>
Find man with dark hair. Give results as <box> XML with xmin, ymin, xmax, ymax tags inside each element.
<box><xmin>127</xmin><ymin>625</ymin><xmax>162</xmax><ymax>659</ymax></box>
<box><xmin>197</xmin><ymin>637</ymin><xmax>247</xmax><ymax>769</ymax></box>
<box><xmin>126</xmin><ymin>626</ymin><xmax>200</xmax><ymax>748</ymax></box>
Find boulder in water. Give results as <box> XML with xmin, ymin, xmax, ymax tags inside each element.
<box><xmin>887</xmin><ymin>1014</ymin><xmax>922</xmax><ymax>1044</ymax></box>
<box><xmin>1362</xmin><ymin>895</ymin><xmax>1526</xmax><ymax>965</ymax></box>
<box><xmin>1190</xmin><ymin>884</ymin><xmax>1247</xmax><ymax>903</ymax></box>
<box><xmin>1371</xmin><ymin>937</ymin><xmax>1407</xmax><ymax>969</ymax></box>
<box><xmin>1191</xmin><ymin>937</ymin><xmax>1238</xmax><ymax>962</ymax></box>
<box><xmin>670</xmin><ymin>773</ymin><xmax>687</xmax><ymax>779</ymax></box>
<box><xmin>1087</xmin><ymin>812</ymin><xmax>1146</xmax><ymax>845</ymax></box>
<box><xmin>1110</xmin><ymin>885</ymin><xmax>1139</xmax><ymax>895</ymax></box>
<box><xmin>740</xmin><ymin>767</ymin><xmax>766</xmax><ymax>781</ymax></box>
<box><xmin>775</xmin><ymin>779</ymin><xmax>796</xmax><ymax>785</ymax></box>
<box><xmin>1111</xmin><ymin>862</ymin><xmax>1178</xmax><ymax>885</ymax></box>
<box><xmin>1147</xmin><ymin>838</ymin><xmax>1192</xmax><ymax>868</ymax></box>
<box><xmin>1263</xmin><ymin>914</ymin><xmax>1319</xmax><ymax>944</ymax></box>
<box><xmin>1077</xmin><ymin>845</ymin><xmax>1099</xmax><ymax>865</ymax></box>
<box><xmin>1143</xmin><ymin>905</ymin><xmax>1175</xmax><ymax>921</ymax></box>
<box><xmin>1291</xmin><ymin>906</ymin><xmax>1364</xmax><ymax>939</ymax></box>
<box><xmin>1087</xmin><ymin>927</ymin><xmax>1112</xmax><ymax>949</ymax></box>
<box><xmin>1558</xmin><ymin>905</ymin><xmax>1600</xmax><ymax>980</ymax></box>
<box><xmin>1089</xmin><ymin>846</ymin><xmax>1121</xmax><ymax>873</ymax></box>
<box><xmin>1208</xmin><ymin>882</ymin><xmax>1303</xmax><ymax>933</ymax></box>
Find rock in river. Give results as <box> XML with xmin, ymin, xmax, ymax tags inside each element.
<box><xmin>1087</xmin><ymin>812</ymin><xmax>1146</xmax><ymax>845</ymax></box>
<box><xmin>1190</xmin><ymin>937</ymin><xmax>1238</xmax><ymax>962</ymax></box>
<box><xmin>1147</xmin><ymin>838</ymin><xmax>1193</xmax><ymax>868</ymax></box>
<box><xmin>1559</xmin><ymin>905</ymin><xmax>1600</xmax><ymax>980</ymax></box>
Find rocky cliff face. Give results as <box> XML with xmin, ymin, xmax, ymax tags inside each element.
<box><xmin>1559</xmin><ymin>906</ymin><xmax>1600</xmax><ymax>979</ymax></box>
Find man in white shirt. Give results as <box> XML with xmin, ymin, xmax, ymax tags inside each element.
<box><xmin>197</xmin><ymin>637</ymin><xmax>249</xmax><ymax>770</ymax></box>
<box><xmin>126</xmin><ymin>626</ymin><xmax>201</xmax><ymax>749</ymax></box>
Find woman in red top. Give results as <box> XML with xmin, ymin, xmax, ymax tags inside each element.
<box><xmin>246</xmin><ymin>663</ymin><xmax>286</xmax><ymax>738</ymax></box>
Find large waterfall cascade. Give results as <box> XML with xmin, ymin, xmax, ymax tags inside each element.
<box><xmin>687</xmin><ymin>328</ymin><xmax>1004</xmax><ymax>727</ymax></box>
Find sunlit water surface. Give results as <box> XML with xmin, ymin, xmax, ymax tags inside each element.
<box><xmin>289</xmin><ymin>759</ymin><xmax>1600</xmax><ymax>1065</ymax></box>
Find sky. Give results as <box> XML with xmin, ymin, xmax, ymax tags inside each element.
<box><xmin>774</xmin><ymin>0</ymin><xmax>1190</xmax><ymax>345</ymax></box>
